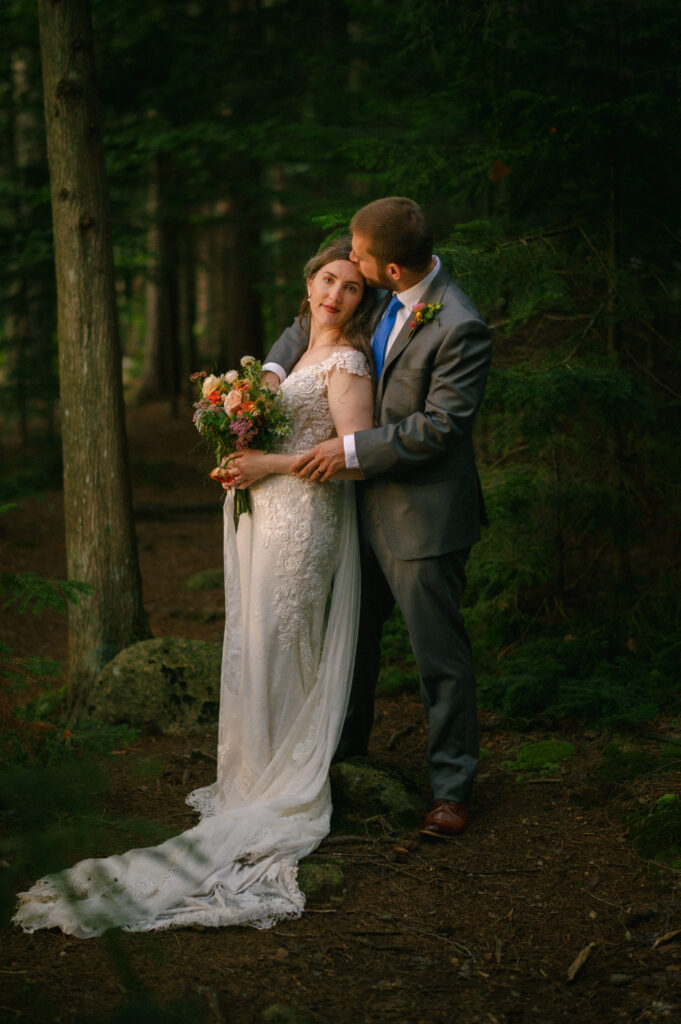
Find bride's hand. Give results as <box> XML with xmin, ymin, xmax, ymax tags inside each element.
<box><xmin>228</xmin><ymin>450</ymin><xmax>269</xmax><ymax>489</ymax></box>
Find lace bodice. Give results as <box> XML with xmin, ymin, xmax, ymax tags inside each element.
<box><xmin>277</xmin><ymin>347</ymin><xmax>372</xmax><ymax>454</ymax></box>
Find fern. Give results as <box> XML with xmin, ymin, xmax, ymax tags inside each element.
<box><xmin>0</xmin><ymin>573</ymin><xmax>93</xmax><ymax>615</ymax></box>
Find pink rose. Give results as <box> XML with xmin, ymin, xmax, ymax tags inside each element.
<box><xmin>412</xmin><ymin>302</ymin><xmax>426</xmax><ymax>312</ymax></box>
<box><xmin>224</xmin><ymin>389</ymin><xmax>242</xmax><ymax>413</ymax></box>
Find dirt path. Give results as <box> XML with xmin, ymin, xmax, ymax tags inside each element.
<box><xmin>1</xmin><ymin>401</ymin><xmax>680</xmax><ymax>1023</ymax></box>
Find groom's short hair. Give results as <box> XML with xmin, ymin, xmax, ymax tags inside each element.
<box><xmin>351</xmin><ymin>197</ymin><xmax>433</xmax><ymax>272</ymax></box>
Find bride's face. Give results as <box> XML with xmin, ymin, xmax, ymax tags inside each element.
<box><xmin>307</xmin><ymin>259</ymin><xmax>364</xmax><ymax>331</ymax></box>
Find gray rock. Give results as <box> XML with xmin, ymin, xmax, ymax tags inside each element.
<box><xmin>88</xmin><ymin>638</ymin><xmax>222</xmax><ymax>734</ymax></box>
<box><xmin>297</xmin><ymin>860</ymin><xmax>345</xmax><ymax>904</ymax></box>
<box><xmin>184</xmin><ymin>569</ymin><xmax>224</xmax><ymax>591</ymax></box>
<box><xmin>262</xmin><ymin>1006</ymin><xmax>315</xmax><ymax>1024</ymax></box>
<box><xmin>330</xmin><ymin>761</ymin><xmax>419</xmax><ymax>820</ymax></box>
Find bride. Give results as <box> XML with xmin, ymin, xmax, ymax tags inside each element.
<box><xmin>13</xmin><ymin>238</ymin><xmax>375</xmax><ymax>937</ymax></box>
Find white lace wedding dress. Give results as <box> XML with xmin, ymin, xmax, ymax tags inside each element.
<box><xmin>14</xmin><ymin>348</ymin><xmax>371</xmax><ymax>937</ymax></box>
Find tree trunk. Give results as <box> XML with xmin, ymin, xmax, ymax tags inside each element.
<box><xmin>136</xmin><ymin>157</ymin><xmax>181</xmax><ymax>414</ymax></box>
<box><xmin>5</xmin><ymin>42</ymin><xmax>55</xmax><ymax>447</ymax></box>
<box><xmin>223</xmin><ymin>165</ymin><xmax>264</xmax><ymax>365</ymax></box>
<box><xmin>605</xmin><ymin>9</ymin><xmax>631</xmax><ymax>590</ymax></box>
<box><xmin>37</xmin><ymin>0</ymin><xmax>150</xmax><ymax>714</ymax></box>
<box><xmin>177</xmin><ymin>223</ymin><xmax>197</xmax><ymax>391</ymax></box>
<box><xmin>195</xmin><ymin>201</ymin><xmax>229</xmax><ymax>368</ymax></box>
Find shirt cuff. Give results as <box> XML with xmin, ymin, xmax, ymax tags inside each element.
<box><xmin>343</xmin><ymin>434</ymin><xmax>358</xmax><ymax>469</ymax></box>
<box><xmin>262</xmin><ymin>361</ymin><xmax>287</xmax><ymax>383</ymax></box>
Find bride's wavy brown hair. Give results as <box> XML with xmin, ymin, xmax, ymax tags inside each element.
<box><xmin>297</xmin><ymin>236</ymin><xmax>376</xmax><ymax>356</ymax></box>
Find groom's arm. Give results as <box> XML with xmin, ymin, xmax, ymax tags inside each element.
<box><xmin>262</xmin><ymin>317</ymin><xmax>309</xmax><ymax>382</ymax></box>
<box><xmin>355</xmin><ymin>317</ymin><xmax>492</xmax><ymax>477</ymax></box>
<box><xmin>293</xmin><ymin>315</ymin><xmax>491</xmax><ymax>482</ymax></box>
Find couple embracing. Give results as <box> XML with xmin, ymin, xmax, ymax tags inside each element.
<box><xmin>15</xmin><ymin>198</ymin><xmax>492</xmax><ymax>937</ymax></box>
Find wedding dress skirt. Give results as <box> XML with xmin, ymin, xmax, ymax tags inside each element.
<box><xmin>14</xmin><ymin>349</ymin><xmax>370</xmax><ymax>937</ymax></box>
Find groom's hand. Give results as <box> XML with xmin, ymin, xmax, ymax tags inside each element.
<box><xmin>261</xmin><ymin>370</ymin><xmax>281</xmax><ymax>391</ymax></box>
<box><xmin>292</xmin><ymin>438</ymin><xmax>346</xmax><ymax>482</ymax></box>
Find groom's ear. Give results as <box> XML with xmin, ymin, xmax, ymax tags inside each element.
<box><xmin>385</xmin><ymin>262</ymin><xmax>403</xmax><ymax>284</ymax></box>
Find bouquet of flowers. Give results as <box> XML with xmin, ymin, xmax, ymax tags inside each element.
<box><xmin>191</xmin><ymin>356</ymin><xmax>291</xmax><ymax>517</ymax></box>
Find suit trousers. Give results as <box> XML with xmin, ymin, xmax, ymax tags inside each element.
<box><xmin>336</xmin><ymin>486</ymin><xmax>479</xmax><ymax>804</ymax></box>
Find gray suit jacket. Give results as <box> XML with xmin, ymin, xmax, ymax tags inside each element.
<box><xmin>266</xmin><ymin>264</ymin><xmax>492</xmax><ymax>559</ymax></box>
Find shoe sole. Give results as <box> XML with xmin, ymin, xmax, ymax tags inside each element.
<box><xmin>419</xmin><ymin>826</ymin><xmax>465</xmax><ymax>839</ymax></box>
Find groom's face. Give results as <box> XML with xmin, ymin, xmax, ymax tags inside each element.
<box><xmin>350</xmin><ymin>233</ymin><xmax>392</xmax><ymax>290</ymax></box>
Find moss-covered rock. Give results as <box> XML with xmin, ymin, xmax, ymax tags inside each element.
<box><xmin>297</xmin><ymin>859</ymin><xmax>345</xmax><ymax>904</ymax></box>
<box><xmin>330</xmin><ymin>760</ymin><xmax>419</xmax><ymax>822</ymax></box>
<box><xmin>88</xmin><ymin>638</ymin><xmax>221</xmax><ymax>734</ymax></box>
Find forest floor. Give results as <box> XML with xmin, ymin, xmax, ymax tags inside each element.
<box><xmin>1</xmin><ymin>401</ymin><xmax>680</xmax><ymax>1024</ymax></box>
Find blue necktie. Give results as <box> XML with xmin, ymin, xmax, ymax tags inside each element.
<box><xmin>371</xmin><ymin>294</ymin><xmax>403</xmax><ymax>378</ymax></box>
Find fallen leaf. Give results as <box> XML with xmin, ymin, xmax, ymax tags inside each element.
<box><xmin>653</xmin><ymin>929</ymin><xmax>681</xmax><ymax>949</ymax></box>
<box><xmin>567</xmin><ymin>942</ymin><xmax>596</xmax><ymax>982</ymax></box>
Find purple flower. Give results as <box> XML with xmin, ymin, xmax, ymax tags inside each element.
<box><xmin>229</xmin><ymin>418</ymin><xmax>257</xmax><ymax>450</ymax></box>
<box><xmin>229</xmin><ymin>419</ymin><xmax>251</xmax><ymax>436</ymax></box>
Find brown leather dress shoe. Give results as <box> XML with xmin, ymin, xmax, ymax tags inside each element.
<box><xmin>420</xmin><ymin>799</ymin><xmax>468</xmax><ymax>839</ymax></box>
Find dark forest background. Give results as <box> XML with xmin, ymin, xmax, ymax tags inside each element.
<box><xmin>1</xmin><ymin>0</ymin><xmax>680</xmax><ymax>726</ymax></box>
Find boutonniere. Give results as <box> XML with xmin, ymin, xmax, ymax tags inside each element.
<box><xmin>408</xmin><ymin>301</ymin><xmax>443</xmax><ymax>338</ymax></box>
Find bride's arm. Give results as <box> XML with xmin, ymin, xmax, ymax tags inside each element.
<box><xmin>220</xmin><ymin>450</ymin><xmax>294</xmax><ymax>490</ymax></box>
<box><xmin>323</xmin><ymin>367</ymin><xmax>374</xmax><ymax>481</ymax></box>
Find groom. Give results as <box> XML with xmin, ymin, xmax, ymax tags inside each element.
<box><xmin>265</xmin><ymin>197</ymin><xmax>492</xmax><ymax>837</ymax></box>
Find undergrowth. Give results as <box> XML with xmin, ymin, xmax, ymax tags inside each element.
<box><xmin>0</xmin><ymin>507</ymin><xmax>142</xmax><ymax>930</ymax></box>
<box><xmin>0</xmin><ymin>433</ymin><xmax>63</xmax><ymax>501</ymax></box>
<box><xmin>375</xmin><ymin>593</ymin><xmax>680</xmax><ymax>729</ymax></box>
